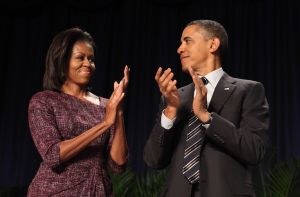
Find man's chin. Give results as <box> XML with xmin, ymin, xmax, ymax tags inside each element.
<box><xmin>181</xmin><ymin>64</ymin><xmax>189</xmax><ymax>73</ymax></box>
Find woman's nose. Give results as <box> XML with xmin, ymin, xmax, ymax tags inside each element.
<box><xmin>83</xmin><ymin>57</ymin><xmax>91</xmax><ymax>66</ymax></box>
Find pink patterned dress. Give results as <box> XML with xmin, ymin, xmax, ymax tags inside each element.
<box><xmin>27</xmin><ymin>90</ymin><xmax>125</xmax><ymax>196</ymax></box>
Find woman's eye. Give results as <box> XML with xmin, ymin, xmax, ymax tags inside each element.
<box><xmin>76</xmin><ymin>56</ymin><xmax>84</xmax><ymax>60</ymax></box>
<box><xmin>89</xmin><ymin>57</ymin><xmax>94</xmax><ymax>62</ymax></box>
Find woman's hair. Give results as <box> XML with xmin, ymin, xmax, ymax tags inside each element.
<box><xmin>43</xmin><ymin>27</ymin><xmax>96</xmax><ymax>91</ymax></box>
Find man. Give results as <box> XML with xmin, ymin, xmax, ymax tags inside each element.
<box><xmin>143</xmin><ymin>20</ymin><xmax>269</xmax><ymax>197</ymax></box>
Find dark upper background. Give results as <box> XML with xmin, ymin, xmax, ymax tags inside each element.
<box><xmin>0</xmin><ymin>0</ymin><xmax>299</xmax><ymax>190</ymax></box>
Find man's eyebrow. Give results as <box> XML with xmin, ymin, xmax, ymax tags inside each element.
<box><xmin>182</xmin><ymin>36</ymin><xmax>192</xmax><ymax>42</ymax></box>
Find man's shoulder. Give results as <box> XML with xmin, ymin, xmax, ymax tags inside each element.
<box><xmin>224</xmin><ymin>73</ymin><xmax>263</xmax><ymax>87</ymax></box>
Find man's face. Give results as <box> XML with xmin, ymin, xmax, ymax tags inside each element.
<box><xmin>177</xmin><ymin>25</ymin><xmax>212</xmax><ymax>72</ymax></box>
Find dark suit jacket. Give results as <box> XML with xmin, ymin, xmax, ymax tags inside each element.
<box><xmin>143</xmin><ymin>73</ymin><xmax>269</xmax><ymax>197</ymax></box>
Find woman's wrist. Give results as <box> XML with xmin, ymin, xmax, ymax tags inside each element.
<box><xmin>102</xmin><ymin>118</ymin><xmax>114</xmax><ymax>128</ymax></box>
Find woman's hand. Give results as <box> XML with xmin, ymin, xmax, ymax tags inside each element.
<box><xmin>104</xmin><ymin>80</ymin><xmax>125</xmax><ymax>126</ymax></box>
<box><xmin>60</xmin><ymin>81</ymin><xmax>125</xmax><ymax>162</ymax></box>
<box><xmin>122</xmin><ymin>65</ymin><xmax>130</xmax><ymax>92</ymax></box>
<box><xmin>108</xmin><ymin>66</ymin><xmax>130</xmax><ymax>166</ymax></box>
<box><xmin>59</xmin><ymin>67</ymin><xmax>129</xmax><ymax>163</ymax></box>
<box><xmin>117</xmin><ymin>65</ymin><xmax>130</xmax><ymax>113</ymax></box>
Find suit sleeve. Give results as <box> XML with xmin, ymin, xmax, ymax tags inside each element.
<box><xmin>205</xmin><ymin>82</ymin><xmax>269</xmax><ymax>165</ymax></box>
<box><xmin>143</xmin><ymin>96</ymin><xmax>177</xmax><ymax>169</ymax></box>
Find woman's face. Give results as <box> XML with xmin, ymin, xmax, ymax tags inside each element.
<box><xmin>65</xmin><ymin>41</ymin><xmax>95</xmax><ymax>88</ymax></box>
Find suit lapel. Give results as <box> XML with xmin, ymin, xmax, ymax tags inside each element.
<box><xmin>208</xmin><ymin>73</ymin><xmax>236</xmax><ymax>113</ymax></box>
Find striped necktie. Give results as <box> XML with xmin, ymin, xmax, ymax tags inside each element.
<box><xmin>182</xmin><ymin>77</ymin><xmax>208</xmax><ymax>184</ymax></box>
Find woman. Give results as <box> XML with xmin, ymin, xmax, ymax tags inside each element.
<box><xmin>27</xmin><ymin>27</ymin><xmax>129</xmax><ymax>196</ymax></box>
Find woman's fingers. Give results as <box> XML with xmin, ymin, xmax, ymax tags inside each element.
<box><xmin>124</xmin><ymin>65</ymin><xmax>130</xmax><ymax>82</ymax></box>
<box><xmin>121</xmin><ymin>65</ymin><xmax>130</xmax><ymax>91</ymax></box>
<box><xmin>114</xmin><ymin>81</ymin><xmax>119</xmax><ymax>90</ymax></box>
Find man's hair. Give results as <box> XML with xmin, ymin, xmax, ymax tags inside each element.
<box><xmin>43</xmin><ymin>27</ymin><xmax>96</xmax><ymax>91</ymax></box>
<box><xmin>187</xmin><ymin>20</ymin><xmax>228</xmax><ymax>60</ymax></box>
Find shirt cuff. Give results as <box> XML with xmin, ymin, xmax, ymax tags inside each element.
<box><xmin>161</xmin><ymin>110</ymin><xmax>176</xmax><ymax>129</ymax></box>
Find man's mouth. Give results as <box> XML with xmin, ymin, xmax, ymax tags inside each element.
<box><xmin>180</xmin><ymin>56</ymin><xmax>189</xmax><ymax>60</ymax></box>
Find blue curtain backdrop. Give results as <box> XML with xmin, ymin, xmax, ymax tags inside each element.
<box><xmin>0</xmin><ymin>0</ymin><xmax>299</xmax><ymax>192</ymax></box>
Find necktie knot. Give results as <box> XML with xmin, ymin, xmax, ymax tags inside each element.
<box><xmin>201</xmin><ymin>77</ymin><xmax>209</xmax><ymax>85</ymax></box>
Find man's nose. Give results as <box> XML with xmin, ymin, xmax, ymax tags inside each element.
<box><xmin>177</xmin><ymin>44</ymin><xmax>184</xmax><ymax>54</ymax></box>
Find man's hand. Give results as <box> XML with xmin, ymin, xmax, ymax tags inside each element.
<box><xmin>188</xmin><ymin>66</ymin><xmax>211</xmax><ymax>122</ymax></box>
<box><xmin>155</xmin><ymin>67</ymin><xmax>180</xmax><ymax>119</ymax></box>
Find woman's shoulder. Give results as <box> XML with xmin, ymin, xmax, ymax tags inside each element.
<box><xmin>31</xmin><ymin>90</ymin><xmax>60</xmax><ymax>99</ymax></box>
<box><xmin>29</xmin><ymin>90</ymin><xmax>62</xmax><ymax>106</ymax></box>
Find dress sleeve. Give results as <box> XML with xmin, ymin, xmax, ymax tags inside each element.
<box><xmin>106</xmin><ymin>124</ymin><xmax>127</xmax><ymax>174</ymax></box>
<box><xmin>28</xmin><ymin>94</ymin><xmax>62</xmax><ymax>169</ymax></box>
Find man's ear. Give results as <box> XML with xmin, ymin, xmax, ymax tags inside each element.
<box><xmin>209</xmin><ymin>38</ymin><xmax>220</xmax><ymax>53</ymax></box>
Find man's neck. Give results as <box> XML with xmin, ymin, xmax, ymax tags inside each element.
<box><xmin>193</xmin><ymin>61</ymin><xmax>221</xmax><ymax>76</ymax></box>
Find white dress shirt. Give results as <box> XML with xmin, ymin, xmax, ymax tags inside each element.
<box><xmin>161</xmin><ymin>67</ymin><xmax>224</xmax><ymax>129</ymax></box>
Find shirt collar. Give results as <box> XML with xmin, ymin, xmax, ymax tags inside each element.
<box><xmin>202</xmin><ymin>67</ymin><xmax>224</xmax><ymax>89</ymax></box>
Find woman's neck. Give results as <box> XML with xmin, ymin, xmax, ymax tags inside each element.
<box><xmin>61</xmin><ymin>82</ymin><xmax>87</xmax><ymax>99</ymax></box>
